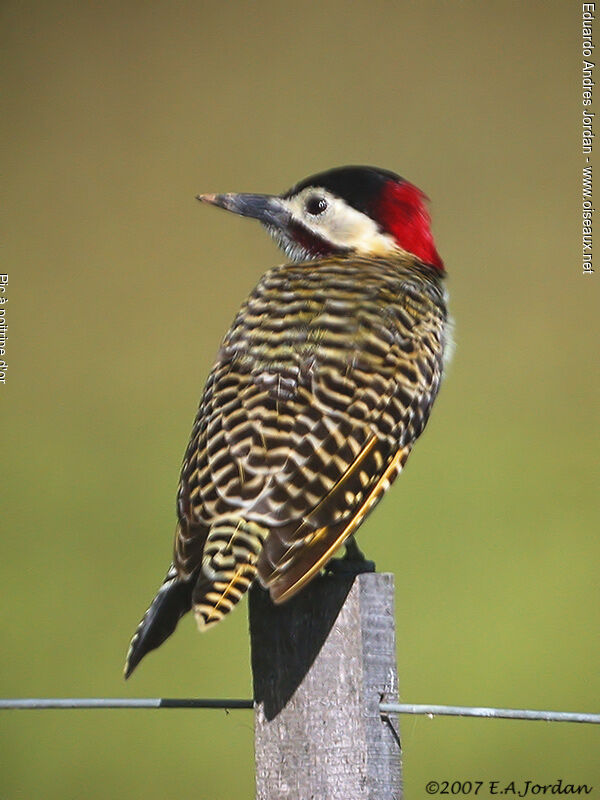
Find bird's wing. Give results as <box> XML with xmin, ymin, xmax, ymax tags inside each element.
<box><xmin>260</xmin><ymin>437</ymin><xmax>411</xmax><ymax>603</ymax></box>
<box><xmin>252</xmin><ymin>268</ymin><xmax>447</xmax><ymax>602</ymax></box>
<box><xmin>253</xmin><ymin>352</ymin><xmax>428</xmax><ymax>603</ymax></box>
<box><xmin>175</xmin><ymin>260</ymin><xmax>446</xmax><ymax>601</ymax></box>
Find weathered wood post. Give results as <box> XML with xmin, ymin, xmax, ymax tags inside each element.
<box><xmin>249</xmin><ymin>571</ymin><xmax>402</xmax><ymax>800</ymax></box>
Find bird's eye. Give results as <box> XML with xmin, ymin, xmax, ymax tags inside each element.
<box><xmin>305</xmin><ymin>195</ymin><xmax>328</xmax><ymax>216</ymax></box>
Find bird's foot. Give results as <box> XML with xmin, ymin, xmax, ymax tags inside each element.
<box><xmin>325</xmin><ymin>536</ymin><xmax>376</xmax><ymax>576</ymax></box>
<box><xmin>326</xmin><ymin>557</ymin><xmax>376</xmax><ymax>576</ymax></box>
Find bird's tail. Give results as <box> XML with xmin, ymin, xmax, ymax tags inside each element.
<box><xmin>124</xmin><ymin>565</ymin><xmax>194</xmax><ymax>679</ymax></box>
<box><xmin>191</xmin><ymin>517</ymin><xmax>269</xmax><ymax>630</ymax></box>
<box><xmin>125</xmin><ymin>519</ymin><xmax>269</xmax><ymax>677</ymax></box>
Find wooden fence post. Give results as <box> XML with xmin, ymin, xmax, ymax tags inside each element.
<box><xmin>249</xmin><ymin>571</ymin><xmax>402</xmax><ymax>800</ymax></box>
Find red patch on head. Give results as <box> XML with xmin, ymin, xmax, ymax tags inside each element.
<box><xmin>375</xmin><ymin>181</ymin><xmax>444</xmax><ymax>271</ymax></box>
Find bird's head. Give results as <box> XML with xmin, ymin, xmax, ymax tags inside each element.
<box><xmin>197</xmin><ymin>165</ymin><xmax>444</xmax><ymax>271</ymax></box>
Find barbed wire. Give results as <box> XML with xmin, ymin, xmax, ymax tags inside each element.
<box><xmin>1</xmin><ymin>698</ymin><xmax>598</xmax><ymax>723</ymax></box>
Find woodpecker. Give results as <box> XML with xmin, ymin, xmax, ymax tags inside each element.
<box><xmin>124</xmin><ymin>165</ymin><xmax>450</xmax><ymax>678</ymax></box>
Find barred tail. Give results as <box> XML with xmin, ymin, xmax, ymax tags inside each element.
<box><xmin>192</xmin><ymin>517</ymin><xmax>268</xmax><ymax>630</ymax></box>
<box><xmin>124</xmin><ymin>565</ymin><xmax>194</xmax><ymax>679</ymax></box>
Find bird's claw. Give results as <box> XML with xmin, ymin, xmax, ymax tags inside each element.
<box><xmin>325</xmin><ymin>535</ymin><xmax>376</xmax><ymax>575</ymax></box>
<box><xmin>325</xmin><ymin>556</ymin><xmax>376</xmax><ymax>576</ymax></box>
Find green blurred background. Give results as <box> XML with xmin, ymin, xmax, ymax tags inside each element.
<box><xmin>2</xmin><ymin>1</ymin><xmax>598</xmax><ymax>797</ymax></box>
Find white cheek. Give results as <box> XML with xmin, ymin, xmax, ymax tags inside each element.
<box><xmin>328</xmin><ymin>209</ymin><xmax>375</xmax><ymax>242</ymax></box>
<box><xmin>324</xmin><ymin>205</ymin><xmax>398</xmax><ymax>254</ymax></box>
<box><xmin>285</xmin><ymin>193</ymin><xmax>399</xmax><ymax>256</ymax></box>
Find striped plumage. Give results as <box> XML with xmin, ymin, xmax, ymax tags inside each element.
<box><xmin>125</xmin><ymin>166</ymin><xmax>450</xmax><ymax>677</ymax></box>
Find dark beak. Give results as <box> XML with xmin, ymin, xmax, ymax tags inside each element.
<box><xmin>196</xmin><ymin>192</ymin><xmax>291</xmax><ymax>229</ymax></box>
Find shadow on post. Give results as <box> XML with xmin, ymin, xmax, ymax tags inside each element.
<box><xmin>249</xmin><ymin>573</ymin><xmax>354</xmax><ymax>720</ymax></box>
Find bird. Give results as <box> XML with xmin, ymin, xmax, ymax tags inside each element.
<box><xmin>124</xmin><ymin>165</ymin><xmax>451</xmax><ymax>678</ymax></box>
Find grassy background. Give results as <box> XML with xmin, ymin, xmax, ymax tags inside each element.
<box><xmin>2</xmin><ymin>1</ymin><xmax>599</xmax><ymax>797</ymax></box>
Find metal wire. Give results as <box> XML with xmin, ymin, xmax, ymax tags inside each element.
<box><xmin>0</xmin><ymin>698</ymin><xmax>598</xmax><ymax>723</ymax></box>
<box><xmin>379</xmin><ymin>703</ymin><xmax>600</xmax><ymax>724</ymax></box>
<box><xmin>0</xmin><ymin>698</ymin><xmax>253</xmax><ymax>710</ymax></box>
